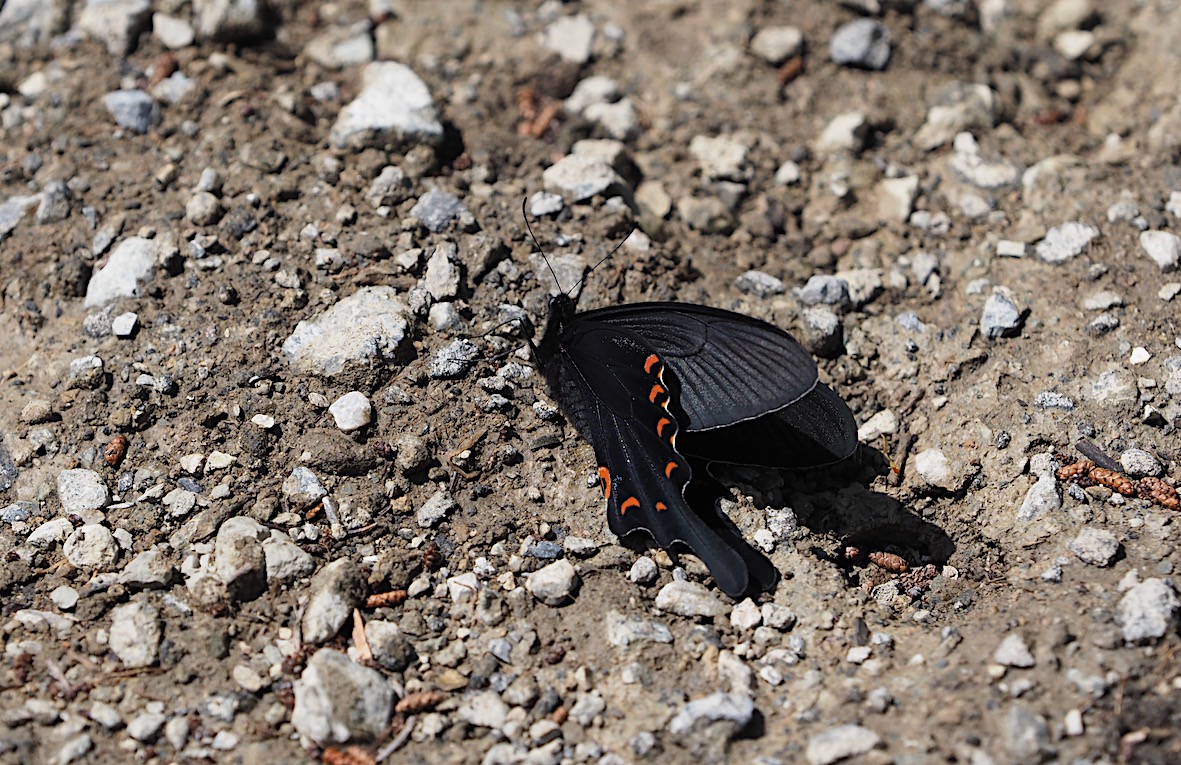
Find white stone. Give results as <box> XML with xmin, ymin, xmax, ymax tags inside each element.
<box><xmin>1140</xmin><ymin>230</ymin><xmax>1181</xmax><ymax>272</ymax></box>
<box><xmin>84</xmin><ymin>237</ymin><xmax>157</xmax><ymax>307</ymax></box>
<box><xmin>815</xmin><ymin>112</ymin><xmax>869</xmax><ymax>154</ymax></box>
<box><xmin>329</xmin><ymin>62</ymin><xmax>442</xmax><ymax>149</ymax></box>
<box><xmin>750</xmin><ymin>26</ymin><xmax>804</xmax><ymax>64</ymax></box>
<box><xmin>328</xmin><ymin>391</ymin><xmax>372</xmax><ymax>432</ymax></box>
<box><xmin>526</xmin><ymin>560</ymin><xmax>579</xmax><ymax>606</ymax></box>
<box><xmin>57</xmin><ymin>469</ymin><xmax>110</xmax><ymax>514</ymax></box>
<box><xmin>857</xmin><ymin>410</ymin><xmax>898</xmax><ymax>442</ymax></box>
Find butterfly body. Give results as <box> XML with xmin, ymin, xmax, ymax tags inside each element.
<box><xmin>535</xmin><ymin>296</ymin><xmax>857</xmax><ymax>598</ymax></box>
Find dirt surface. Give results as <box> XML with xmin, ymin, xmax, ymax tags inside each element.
<box><xmin>2</xmin><ymin>0</ymin><xmax>1181</xmax><ymax>764</ymax></box>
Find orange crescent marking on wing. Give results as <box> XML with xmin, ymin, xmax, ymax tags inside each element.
<box><xmin>644</xmin><ymin>354</ymin><xmax>660</xmax><ymax>374</ymax></box>
<box><xmin>665</xmin><ymin>461</ymin><xmax>677</xmax><ymax>478</ymax></box>
<box><xmin>620</xmin><ymin>496</ymin><xmax>640</xmax><ymax>514</ymax></box>
<box><xmin>649</xmin><ymin>383</ymin><xmax>666</xmax><ymax>404</ymax></box>
<box><xmin>655</xmin><ymin>502</ymin><xmax>667</xmax><ymax>512</ymax></box>
<box><xmin>656</xmin><ymin>417</ymin><xmax>671</xmax><ymax>437</ymax></box>
<box><xmin>598</xmin><ymin>466</ymin><xmax>611</xmax><ymax>499</ymax></box>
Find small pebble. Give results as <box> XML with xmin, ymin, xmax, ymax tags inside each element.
<box><xmin>805</xmin><ymin>724</ymin><xmax>882</xmax><ymax>765</ymax></box>
<box><xmin>1036</xmin><ymin>221</ymin><xmax>1099</xmax><ymax>264</ymax></box>
<box><xmin>654</xmin><ymin>580</ymin><xmax>727</xmax><ymax>617</ymax></box>
<box><xmin>328</xmin><ymin>391</ymin><xmax>372</xmax><ymax>432</ymax></box>
<box><xmin>1139</xmin><ymin>230</ymin><xmax>1181</xmax><ymax>272</ymax></box>
<box><xmin>830</xmin><ymin>19</ymin><xmax>891</xmax><ymax>70</ymax></box>
<box><xmin>993</xmin><ymin>633</ymin><xmax>1035</xmax><ymax>667</ymax></box>
<box><xmin>526</xmin><ymin>559</ymin><xmax>579</xmax><ymax>606</ymax></box>
<box><xmin>1068</xmin><ymin>527</ymin><xmax>1120</xmax><ymax>566</ymax></box>
<box><xmin>1117</xmin><ymin>578</ymin><xmax>1178</xmax><ymax>644</ymax></box>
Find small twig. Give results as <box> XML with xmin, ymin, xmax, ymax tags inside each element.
<box><xmin>887</xmin><ymin>432</ymin><xmax>917</xmax><ymax>487</ymax></box>
<box><xmin>375</xmin><ymin>715</ymin><xmax>416</xmax><ymax>762</ymax></box>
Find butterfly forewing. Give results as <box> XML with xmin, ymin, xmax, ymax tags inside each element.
<box><xmin>572</xmin><ymin>302</ymin><xmax>820</xmax><ymax>429</ymax></box>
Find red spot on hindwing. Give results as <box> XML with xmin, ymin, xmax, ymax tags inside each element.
<box><xmin>598</xmin><ymin>466</ymin><xmax>611</xmax><ymax>499</ymax></box>
<box><xmin>656</xmin><ymin>417</ymin><xmax>671</xmax><ymax>437</ymax></box>
<box><xmin>655</xmin><ymin>502</ymin><xmax>667</xmax><ymax>512</ymax></box>
<box><xmin>644</xmin><ymin>354</ymin><xmax>660</xmax><ymax>374</ymax></box>
<box><xmin>649</xmin><ymin>383</ymin><xmax>665</xmax><ymax>404</ymax></box>
<box><xmin>620</xmin><ymin>496</ymin><xmax>640</xmax><ymax>514</ymax></box>
<box><xmin>664</xmin><ymin>461</ymin><xmax>677</xmax><ymax>478</ymax></box>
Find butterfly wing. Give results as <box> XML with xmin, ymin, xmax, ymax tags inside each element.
<box><xmin>572</xmin><ymin>302</ymin><xmax>822</xmax><ymax>430</ymax></box>
<box><xmin>553</xmin><ymin>319</ymin><xmax>773</xmax><ymax>597</ymax></box>
<box><xmin>677</xmin><ymin>380</ymin><xmax>858</xmax><ymax>467</ymax></box>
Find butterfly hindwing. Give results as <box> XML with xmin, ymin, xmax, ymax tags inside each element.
<box><xmin>556</xmin><ymin>320</ymin><xmax>763</xmax><ymax>597</ymax></box>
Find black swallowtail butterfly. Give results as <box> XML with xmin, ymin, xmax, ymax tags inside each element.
<box><xmin>530</xmin><ymin>230</ymin><xmax>858</xmax><ymax>599</ymax></box>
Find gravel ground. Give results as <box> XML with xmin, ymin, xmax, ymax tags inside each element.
<box><xmin>2</xmin><ymin>1</ymin><xmax>1181</xmax><ymax>764</ymax></box>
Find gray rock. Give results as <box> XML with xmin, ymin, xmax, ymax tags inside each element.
<box><xmin>57</xmin><ymin>469</ymin><xmax>110</xmax><ymax>514</ymax></box>
<box><xmin>416</xmin><ymin>489</ymin><xmax>456</xmax><ymax>528</ymax></box>
<box><xmin>366</xmin><ymin>165</ymin><xmax>409</xmax><ymax>208</ymax></box>
<box><xmin>830</xmin><ymin>19</ymin><xmax>891</xmax><ymax>70</ymax></box>
<box><xmin>305</xmin><ymin>22</ymin><xmax>374</xmax><ymax>69</ymax></box>
<box><xmin>282</xmin><ymin>466</ymin><xmax>327</xmax><ymax>511</ymax></box>
<box><xmin>458</xmin><ymin>690</ymin><xmax>511</xmax><ymax>730</ymax></box>
<box><xmin>1119</xmin><ymin>448</ymin><xmax>1162</xmax><ymax>477</ymax></box>
<box><xmin>585</xmin><ymin>98</ymin><xmax>640</xmax><ymax>140</ymax></box>
<box><xmin>66</xmin><ymin>355</ymin><xmax>105</xmax><ymax>390</ymax></box>
<box><xmin>543</xmin><ymin>155</ymin><xmax>627</xmax><ymax>203</ymax></box>
<box><xmin>153</xmin><ymin>12</ymin><xmax>194</xmax><ymax>48</ymax></box>
<box><xmin>214</xmin><ymin>516</ymin><xmax>269</xmax><ymax>601</ymax></box>
<box><xmin>126</xmin><ymin>710</ymin><xmax>166</xmax><ymax>742</ymax></box>
<box><xmin>0</xmin><ymin>195</ymin><xmax>40</xmax><ymax>243</ymax></box>
<box><xmin>84</xmin><ymin>237</ymin><xmax>157</xmax><ymax>307</ymax></box>
<box><xmin>108</xmin><ymin>601</ymin><xmax>162</xmax><ymax>668</ymax></box>
<box><xmin>605</xmin><ymin>610</ymin><xmax>673</xmax><ymax>646</ymax></box>
<box><xmin>64</xmin><ymin>524</ymin><xmax>120</xmax><ymax>569</ymax></box>
<box><xmin>1016</xmin><ymin>474</ymin><xmax>1060</xmax><ymax>522</ymax></box>
<box><xmin>262</xmin><ymin>530</ymin><xmax>315</xmax><ymax>583</ymax></box>
<box><xmin>103</xmin><ymin>89</ymin><xmax>159</xmax><ymax>134</ymax></box>
<box><xmin>801</xmin><ymin>306</ymin><xmax>843</xmax><ymax>358</ymax></box>
<box><xmin>186</xmin><ymin>191</ymin><xmax>222</xmax><ymax>225</ymax></box>
<box><xmin>667</xmin><ymin>692</ymin><xmax>754</xmax><ymax>735</ymax></box>
<box><xmin>292</xmin><ymin>649</ymin><xmax>393</xmax><ymax>744</ymax></box>
<box><xmin>422</xmin><ymin>241</ymin><xmax>461</xmax><ymax>299</ymax></box>
<box><xmin>282</xmin><ymin>286</ymin><xmax>410</xmax><ymax>379</ymax></box>
<box><xmin>411</xmin><ymin>191</ymin><xmax>469</xmax><ymax>234</ymax></box>
<box><xmin>750</xmin><ymin>25</ymin><xmax>804</xmax><ymax>64</ymax></box>
<box><xmin>734</xmin><ymin>270</ymin><xmax>785</xmax><ymax>298</ymax></box>
<box><xmin>913</xmin><ymin>449</ymin><xmax>956</xmax><ymax>490</ymax></box>
<box><xmin>543</xmin><ymin>14</ymin><xmax>595</xmax><ymax>64</ymax></box>
<box><xmin>118</xmin><ymin>547</ymin><xmax>176</xmax><ymax>589</ymax></box>
<box><xmin>328</xmin><ymin>391</ymin><xmax>372</xmax><ymax>432</ymax></box>
<box><xmin>795</xmin><ymin>275</ymin><xmax>851</xmax><ymax>310</ymax></box>
<box><xmin>111</xmin><ymin>312</ymin><xmax>138</xmax><ymax>337</ymax></box>
<box><xmin>528</xmin><ymin>191</ymin><xmax>566</xmax><ymax>218</ymax></box>
<box><xmin>36</xmin><ymin>181</ymin><xmax>72</xmax><ymax>224</ymax></box>
<box><xmin>1117</xmin><ymin>578</ymin><xmax>1178</xmax><ymax>644</ymax></box>
<box><xmin>1033</xmin><ymin>391</ymin><xmax>1074</xmax><ymax>410</ymax></box>
<box><xmin>427</xmin><ymin>339</ymin><xmax>479</xmax><ymax>379</ymax></box>
<box><xmin>815</xmin><ymin>112</ymin><xmax>870</xmax><ymax>154</ymax></box>
<box><xmin>993</xmin><ymin>634</ymin><xmax>1035</xmax><ymax>667</ymax></box>
<box><xmin>27</xmin><ymin>518</ymin><xmax>74</xmax><ymax>547</ymax></box>
<box><xmin>628</xmin><ymin>556</ymin><xmax>658</xmax><ymax>585</ymax></box>
<box><xmin>654</xmin><ymin>580</ymin><xmax>727</xmax><ymax>617</ymax></box>
<box><xmin>914</xmin><ymin>82</ymin><xmax>997</xmax><ymax>150</ymax></box>
<box><xmin>194</xmin><ymin>0</ymin><xmax>269</xmax><ymax>42</ymax></box>
<box><xmin>330</xmin><ymin>62</ymin><xmax>443</xmax><ymax>150</ymax></box>
<box><xmin>564</xmin><ymin>76</ymin><xmax>620</xmax><ymax>115</ymax></box>
<box><xmin>303</xmin><ymin>559</ymin><xmax>366</xmax><ymax>643</ymax></box>
<box><xmin>569</xmin><ymin>691</ymin><xmax>606</xmax><ymax>725</ymax></box>
<box><xmin>761</xmin><ymin>602</ymin><xmax>797</xmax><ymax>631</ymax></box>
<box><xmin>689</xmin><ymin>134</ymin><xmax>750</xmax><ymax>181</ymax></box>
<box><xmin>1088</xmin><ymin>311</ymin><xmax>1120</xmax><ymax>334</ymax></box>
<box><xmin>2</xmin><ymin>501</ymin><xmax>37</xmax><ymax>523</ymax></box>
<box><xmin>77</xmin><ymin>0</ymin><xmax>151</xmax><ymax>56</ymax></box>
<box><xmin>805</xmin><ymin>724</ymin><xmax>881</xmax><ymax>765</ymax></box>
<box><xmin>1035</xmin><ymin>221</ymin><xmax>1099</xmax><ymax>264</ymax></box>
<box><xmin>982</xmin><ymin>286</ymin><xmax>1022</xmax><ymax>338</ymax></box>
<box><xmin>1139</xmin><ymin>230</ymin><xmax>1181</xmax><ymax>272</ymax></box>
<box><xmin>365</xmin><ymin>620</ymin><xmax>416</xmax><ymax>671</ymax></box>
<box><xmin>1068</xmin><ymin>527</ymin><xmax>1119</xmax><ymax>566</ymax></box>
<box><xmin>0</xmin><ymin>0</ymin><xmax>66</xmax><ymax>46</ymax></box>
<box><xmin>526</xmin><ymin>559</ymin><xmax>580</xmax><ymax>606</ymax></box>
<box><xmin>1004</xmin><ymin>706</ymin><xmax>1055</xmax><ymax>765</ymax></box>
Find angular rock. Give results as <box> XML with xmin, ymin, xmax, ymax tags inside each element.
<box><xmin>84</xmin><ymin>237</ymin><xmax>157</xmax><ymax>307</ymax></box>
<box><xmin>291</xmin><ymin>649</ymin><xmax>393</xmax><ymax>744</ymax></box>
<box><xmin>1118</xmin><ymin>578</ymin><xmax>1179</xmax><ymax>644</ymax></box>
<box><xmin>108</xmin><ymin>601</ymin><xmax>162</xmax><ymax>668</ymax></box>
<box><xmin>526</xmin><ymin>559</ymin><xmax>579</xmax><ymax>606</ymax></box>
<box><xmin>302</xmin><ymin>559</ymin><xmax>366</xmax><ymax>643</ymax></box>
<box><xmin>282</xmin><ymin>286</ymin><xmax>410</xmax><ymax>381</ymax></box>
<box><xmin>330</xmin><ymin>62</ymin><xmax>443</xmax><ymax>150</ymax></box>
<box><xmin>654</xmin><ymin>580</ymin><xmax>727</xmax><ymax>618</ymax></box>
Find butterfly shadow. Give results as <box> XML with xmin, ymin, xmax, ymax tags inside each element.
<box><xmin>702</xmin><ymin>443</ymin><xmax>958</xmax><ymax>591</ymax></box>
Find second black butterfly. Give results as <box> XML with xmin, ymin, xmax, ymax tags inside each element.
<box><xmin>534</xmin><ymin>295</ymin><xmax>858</xmax><ymax>599</ymax></box>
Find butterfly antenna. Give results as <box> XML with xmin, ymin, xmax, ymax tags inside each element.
<box><xmin>568</xmin><ymin>219</ymin><xmax>639</xmax><ymax>296</ymax></box>
<box><xmin>522</xmin><ymin>197</ymin><xmax>566</xmax><ymax>295</ymax></box>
